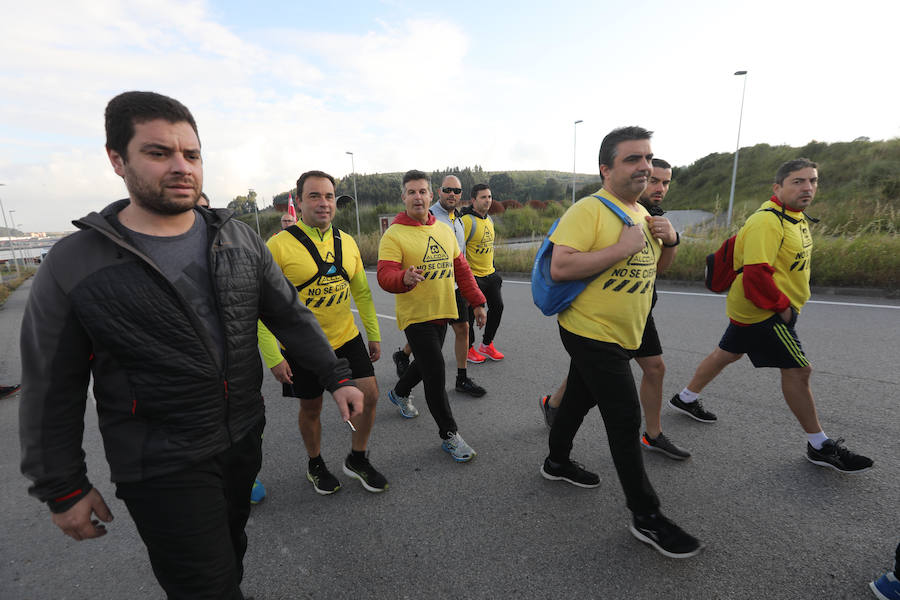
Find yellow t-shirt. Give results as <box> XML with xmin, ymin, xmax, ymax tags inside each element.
<box><xmin>550</xmin><ymin>189</ymin><xmax>661</xmax><ymax>350</ymax></box>
<box><xmin>727</xmin><ymin>199</ymin><xmax>813</xmax><ymax>324</ymax></box>
<box><xmin>378</xmin><ymin>221</ymin><xmax>461</xmax><ymax>330</ymax></box>
<box><xmin>461</xmin><ymin>211</ymin><xmax>496</xmax><ymax>276</ymax></box>
<box><xmin>260</xmin><ymin>222</ymin><xmax>379</xmax><ymax>352</ymax></box>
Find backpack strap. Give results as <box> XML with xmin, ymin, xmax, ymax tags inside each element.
<box><xmin>760</xmin><ymin>207</ymin><xmax>800</xmax><ymax>225</ymax></box>
<box><xmin>285</xmin><ymin>225</ymin><xmax>350</xmax><ymax>291</ymax></box>
<box><xmin>590</xmin><ymin>195</ymin><xmax>635</xmax><ymax>226</ymax></box>
<box><xmin>464</xmin><ymin>213</ymin><xmax>477</xmax><ymax>244</ymax></box>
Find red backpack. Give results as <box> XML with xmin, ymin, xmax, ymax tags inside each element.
<box><xmin>704</xmin><ymin>235</ymin><xmax>740</xmax><ymax>293</ymax></box>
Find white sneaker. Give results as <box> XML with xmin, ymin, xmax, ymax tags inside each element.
<box><xmin>441</xmin><ymin>432</ymin><xmax>476</xmax><ymax>462</ymax></box>
<box><xmin>388</xmin><ymin>390</ymin><xmax>418</xmax><ymax>418</ymax></box>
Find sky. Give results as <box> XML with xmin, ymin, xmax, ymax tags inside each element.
<box><xmin>1</xmin><ymin>0</ymin><xmax>897</xmax><ymax>232</ymax></box>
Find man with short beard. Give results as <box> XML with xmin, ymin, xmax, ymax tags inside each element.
<box><xmin>19</xmin><ymin>91</ymin><xmax>362</xmax><ymax>599</ymax></box>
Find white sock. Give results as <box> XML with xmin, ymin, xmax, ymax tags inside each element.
<box><xmin>807</xmin><ymin>431</ymin><xmax>829</xmax><ymax>450</ymax></box>
<box><xmin>679</xmin><ymin>388</ymin><xmax>699</xmax><ymax>403</ymax></box>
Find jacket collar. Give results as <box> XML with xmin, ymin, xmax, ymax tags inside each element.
<box><xmin>460</xmin><ymin>205</ymin><xmax>488</xmax><ymax>219</ymax></box>
<box><xmin>392</xmin><ymin>211</ymin><xmax>436</xmax><ymax>226</ymax></box>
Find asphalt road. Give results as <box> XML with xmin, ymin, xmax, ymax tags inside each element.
<box><xmin>1</xmin><ymin>272</ymin><xmax>897</xmax><ymax>600</ymax></box>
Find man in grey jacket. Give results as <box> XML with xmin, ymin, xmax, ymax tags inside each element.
<box><xmin>19</xmin><ymin>91</ymin><xmax>362</xmax><ymax>599</ymax></box>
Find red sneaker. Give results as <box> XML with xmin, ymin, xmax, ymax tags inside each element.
<box><xmin>478</xmin><ymin>342</ymin><xmax>504</xmax><ymax>361</ymax></box>
<box><xmin>466</xmin><ymin>347</ymin><xmax>486</xmax><ymax>364</ymax></box>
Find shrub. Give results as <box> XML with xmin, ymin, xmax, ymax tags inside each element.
<box><xmin>501</xmin><ymin>199</ymin><xmax>522</xmax><ymax>210</ymax></box>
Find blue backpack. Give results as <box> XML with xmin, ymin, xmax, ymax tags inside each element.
<box><xmin>531</xmin><ymin>195</ymin><xmax>635</xmax><ymax>316</ymax></box>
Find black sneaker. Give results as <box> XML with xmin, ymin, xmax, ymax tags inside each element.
<box><xmin>641</xmin><ymin>432</ymin><xmax>692</xmax><ymax>460</ymax></box>
<box><xmin>392</xmin><ymin>348</ymin><xmax>410</xmax><ymax>378</ymax></box>
<box><xmin>806</xmin><ymin>438</ymin><xmax>874</xmax><ymax>473</ymax></box>
<box><xmin>342</xmin><ymin>453</ymin><xmax>389</xmax><ymax>492</ymax></box>
<box><xmin>540</xmin><ymin>457</ymin><xmax>600</xmax><ymax>488</ymax></box>
<box><xmin>669</xmin><ymin>393</ymin><xmax>717</xmax><ymax>423</ymax></box>
<box><xmin>455</xmin><ymin>376</ymin><xmax>486</xmax><ymax>397</ymax></box>
<box><xmin>539</xmin><ymin>394</ymin><xmax>558</xmax><ymax>428</ymax></box>
<box><xmin>306</xmin><ymin>459</ymin><xmax>341</xmax><ymax>495</ymax></box>
<box><xmin>630</xmin><ymin>512</ymin><xmax>703</xmax><ymax>559</ymax></box>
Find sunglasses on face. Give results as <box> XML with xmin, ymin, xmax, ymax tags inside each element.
<box><xmin>441</xmin><ymin>187</ymin><xmax>462</xmax><ymax>194</ymax></box>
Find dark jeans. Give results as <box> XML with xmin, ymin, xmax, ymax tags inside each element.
<box><xmin>468</xmin><ymin>272</ymin><xmax>504</xmax><ymax>346</ymax></box>
<box><xmin>116</xmin><ymin>418</ymin><xmax>264</xmax><ymax>600</ymax></box>
<box><xmin>549</xmin><ymin>326</ymin><xmax>660</xmax><ymax>515</ymax></box>
<box><xmin>395</xmin><ymin>321</ymin><xmax>457</xmax><ymax>438</ymax></box>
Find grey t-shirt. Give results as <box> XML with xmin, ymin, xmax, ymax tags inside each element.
<box><xmin>114</xmin><ymin>211</ymin><xmax>226</xmax><ymax>366</ymax></box>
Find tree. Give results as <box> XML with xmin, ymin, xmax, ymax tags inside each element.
<box><xmin>488</xmin><ymin>172</ymin><xmax>516</xmax><ymax>202</ymax></box>
<box><xmin>540</xmin><ymin>177</ymin><xmax>563</xmax><ymax>201</ymax></box>
<box><xmin>227</xmin><ymin>190</ymin><xmax>258</xmax><ymax>215</ymax></box>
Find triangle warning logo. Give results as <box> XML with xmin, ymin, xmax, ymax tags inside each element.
<box><xmin>479</xmin><ymin>227</ymin><xmax>493</xmax><ymax>244</ymax></box>
<box><xmin>423</xmin><ymin>236</ymin><xmax>449</xmax><ymax>262</ymax></box>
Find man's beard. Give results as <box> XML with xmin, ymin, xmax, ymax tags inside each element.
<box><xmin>124</xmin><ymin>165</ymin><xmax>199</xmax><ymax>215</ymax></box>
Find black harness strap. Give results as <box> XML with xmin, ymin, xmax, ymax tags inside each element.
<box><xmin>285</xmin><ymin>225</ymin><xmax>350</xmax><ymax>292</ymax></box>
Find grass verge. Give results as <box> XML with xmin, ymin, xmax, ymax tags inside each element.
<box><xmin>0</xmin><ymin>269</ymin><xmax>36</xmax><ymax>307</ymax></box>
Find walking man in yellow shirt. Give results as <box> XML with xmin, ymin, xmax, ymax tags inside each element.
<box><xmin>378</xmin><ymin>170</ymin><xmax>486</xmax><ymax>462</ymax></box>
<box><xmin>461</xmin><ymin>184</ymin><xmax>505</xmax><ymax>362</ymax></box>
<box><xmin>541</xmin><ymin>126</ymin><xmax>701</xmax><ymax>558</ymax></box>
<box><xmin>259</xmin><ymin>170</ymin><xmax>386</xmax><ymax>495</ymax></box>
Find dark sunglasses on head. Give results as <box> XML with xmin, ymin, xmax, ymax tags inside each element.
<box><xmin>441</xmin><ymin>187</ymin><xmax>462</xmax><ymax>194</ymax></box>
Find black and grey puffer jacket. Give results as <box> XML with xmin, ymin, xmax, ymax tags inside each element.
<box><xmin>20</xmin><ymin>200</ymin><xmax>351</xmax><ymax>512</ymax></box>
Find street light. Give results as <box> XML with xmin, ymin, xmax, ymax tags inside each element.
<box><xmin>727</xmin><ymin>70</ymin><xmax>749</xmax><ymax>227</ymax></box>
<box><xmin>572</xmin><ymin>120</ymin><xmax>583</xmax><ymax>204</ymax></box>
<box><xmin>345</xmin><ymin>151</ymin><xmax>361</xmax><ymax>238</ymax></box>
<box><xmin>0</xmin><ymin>185</ymin><xmax>20</xmax><ymax>277</ymax></box>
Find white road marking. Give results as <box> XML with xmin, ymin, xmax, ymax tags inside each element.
<box><xmin>368</xmin><ymin>271</ymin><xmax>898</xmax><ymax>310</ymax></box>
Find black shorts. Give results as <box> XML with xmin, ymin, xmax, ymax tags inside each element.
<box><xmin>634</xmin><ymin>313</ymin><xmax>662</xmax><ymax>358</ymax></box>
<box><xmin>718</xmin><ymin>312</ymin><xmax>809</xmax><ymax>369</ymax></box>
<box><xmin>283</xmin><ymin>334</ymin><xmax>374</xmax><ymax>399</ymax></box>
<box><xmin>450</xmin><ymin>288</ymin><xmax>468</xmax><ymax>324</ymax></box>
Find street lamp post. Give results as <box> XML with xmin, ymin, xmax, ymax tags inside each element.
<box><xmin>727</xmin><ymin>70</ymin><xmax>749</xmax><ymax>227</ymax></box>
<box><xmin>572</xmin><ymin>120</ymin><xmax>583</xmax><ymax>204</ymax></box>
<box><xmin>7</xmin><ymin>207</ymin><xmax>22</xmax><ymax>276</ymax></box>
<box><xmin>0</xmin><ymin>185</ymin><xmax>21</xmax><ymax>277</ymax></box>
<box><xmin>345</xmin><ymin>151</ymin><xmax>361</xmax><ymax>238</ymax></box>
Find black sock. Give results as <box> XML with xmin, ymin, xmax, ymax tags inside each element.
<box><xmin>457</xmin><ymin>368</ymin><xmax>467</xmax><ymax>382</ymax></box>
<box><xmin>308</xmin><ymin>454</ymin><xmax>324</xmax><ymax>467</ymax></box>
<box><xmin>350</xmin><ymin>449</ymin><xmax>366</xmax><ymax>462</ymax></box>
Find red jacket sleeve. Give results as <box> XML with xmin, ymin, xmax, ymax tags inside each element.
<box><xmin>742</xmin><ymin>262</ymin><xmax>791</xmax><ymax>312</ymax></box>
<box><xmin>377</xmin><ymin>260</ymin><xmax>410</xmax><ymax>294</ymax></box>
<box><xmin>453</xmin><ymin>254</ymin><xmax>486</xmax><ymax>306</ymax></box>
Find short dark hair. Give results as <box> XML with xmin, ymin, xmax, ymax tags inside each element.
<box><xmin>775</xmin><ymin>158</ymin><xmax>818</xmax><ymax>185</ymax></box>
<box><xmin>196</xmin><ymin>192</ymin><xmax>210</xmax><ymax>208</ymax></box>
<box><xmin>296</xmin><ymin>170</ymin><xmax>336</xmax><ymax>197</ymax></box>
<box><xmin>402</xmin><ymin>170</ymin><xmax>431</xmax><ymax>193</ymax></box>
<box><xmin>470</xmin><ymin>183</ymin><xmax>490</xmax><ymax>199</ymax></box>
<box><xmin>651</xmin><ymin>158</ymin><xmax>671</xmax><ymax>170</ymax></box>
<box><xmin>598</xmin><ymin>126</ymin><xmax>653</xmax><ymax>180</ymax></box>
<box><xmin>105</xmin><ymin>91</ymin><xmax>199</xmax><ymax>161</ymax></box>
